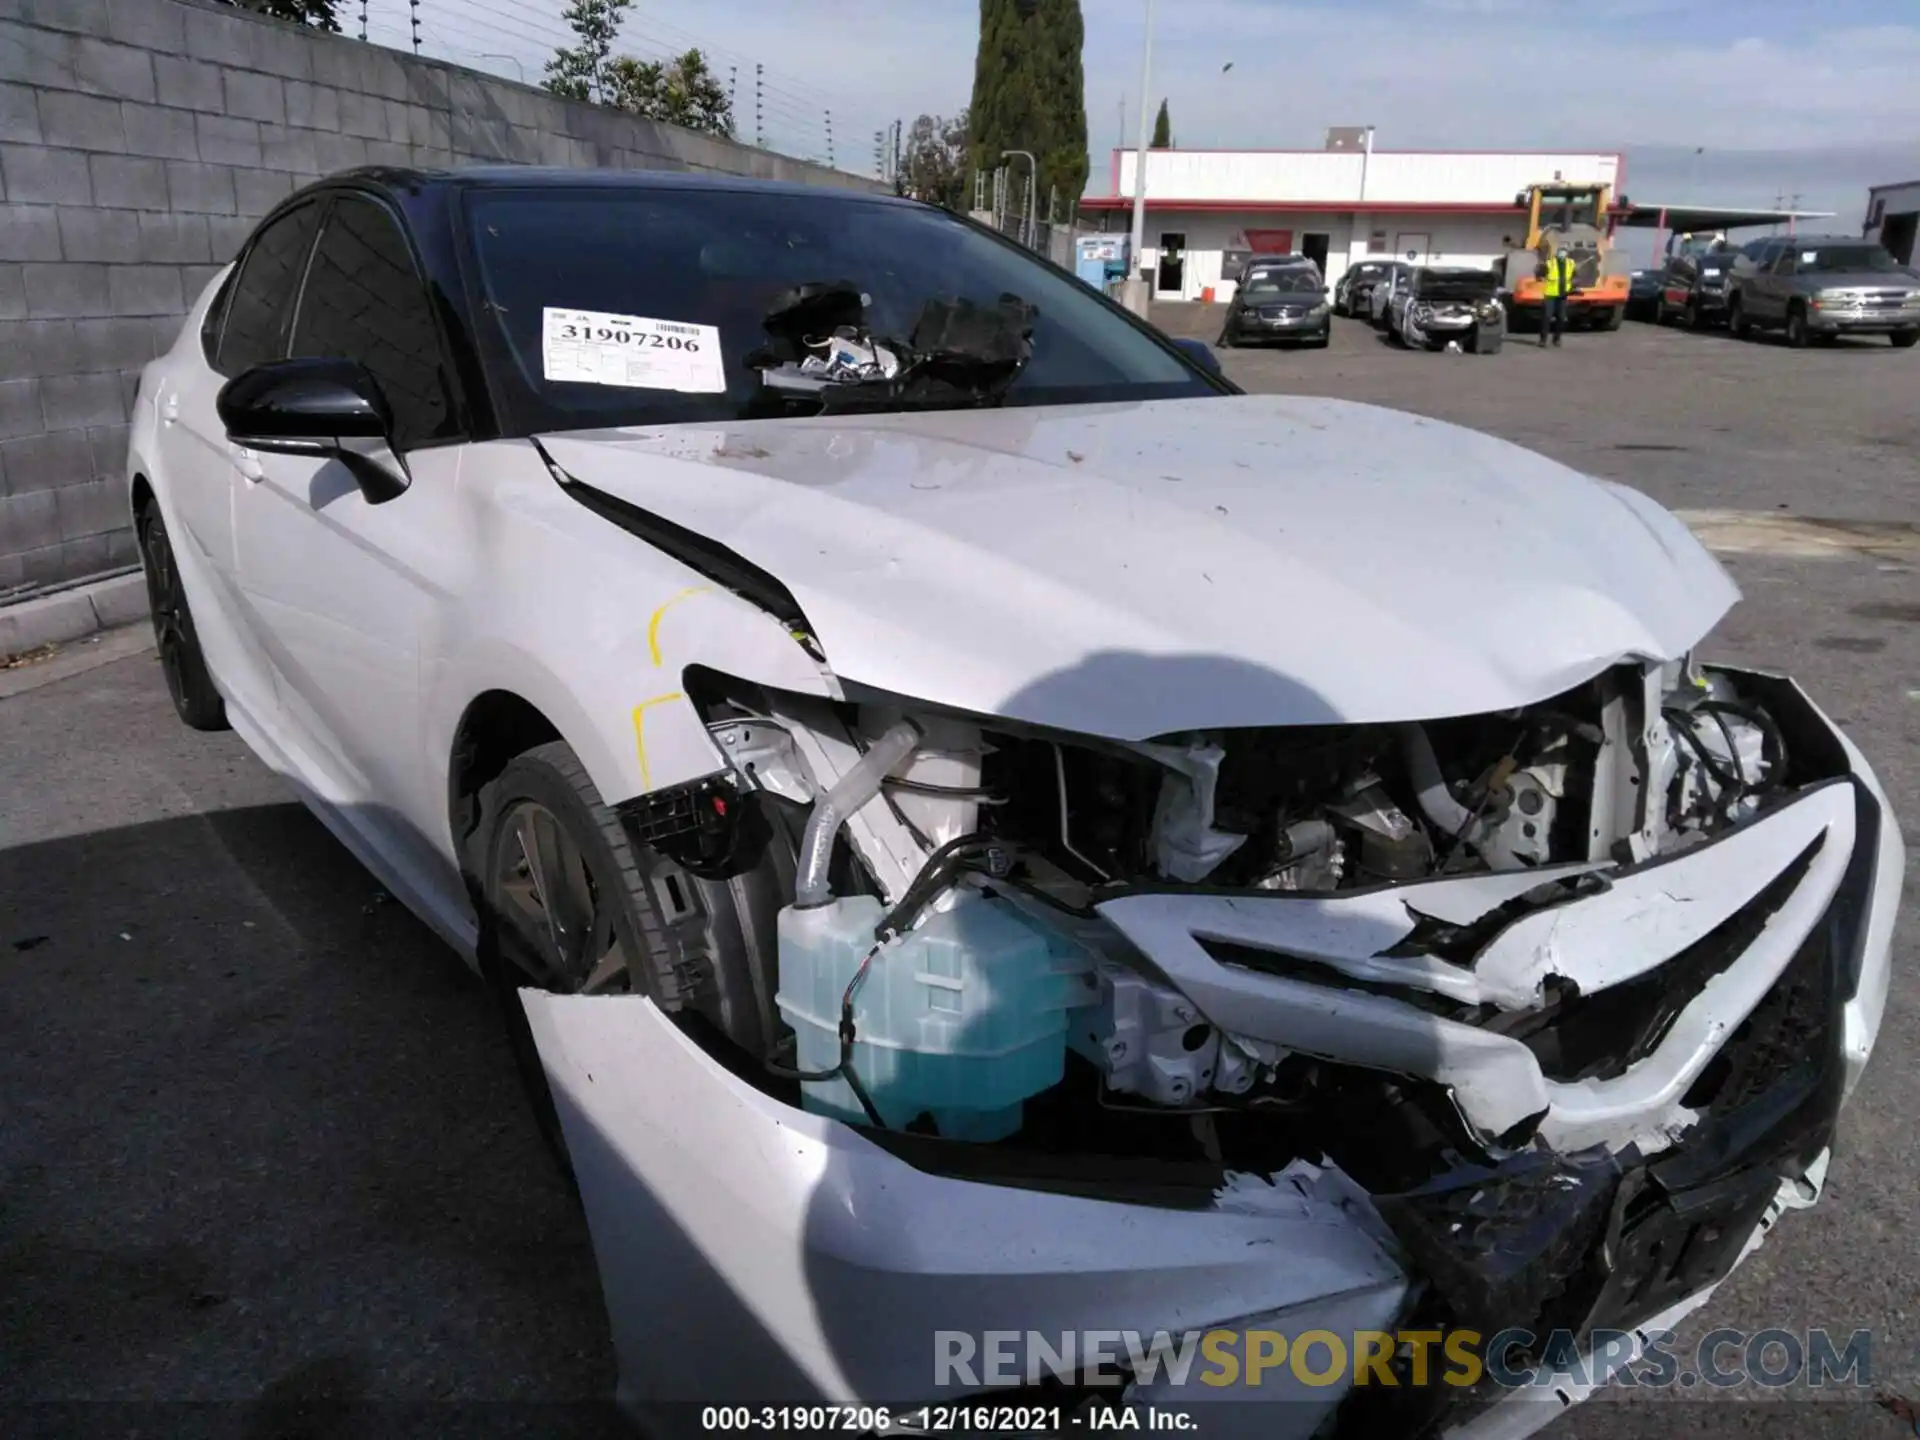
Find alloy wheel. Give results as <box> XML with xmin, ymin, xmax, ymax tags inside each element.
<box><xmin>488</xmin><ymin>799</ymin><xmax>635</xmax><ymax>996</ymax></box>
<box><xmin>139</xmin><ymin>514</ymin><xmax>192</xmax><ymax>716</ymax></box>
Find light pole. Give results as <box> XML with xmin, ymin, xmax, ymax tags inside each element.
<box><xmin>1003</xmin><ymin>150</ymin><xmax>1037</xmax><ymax>250</ymax></box>
<box><xmin>477</xmin><ymin>52</ymin><xmax>526</xmax><ymax>83</ymax></box>
<box><xmin>1124</xmin><ymin>0</ymin><xmax>1156</xmax><ymax>314</ymax></box>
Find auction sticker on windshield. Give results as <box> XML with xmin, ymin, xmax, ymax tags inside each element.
<box><xmin>542</xmin><ymin>308</ymin><xmax>726</xmax><ymax>393</ymax></box>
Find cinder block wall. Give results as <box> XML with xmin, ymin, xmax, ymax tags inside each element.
<box><xmin>0</xmin><ymin>0</ymin><xmax>882</xmax><ymax>598</ymax></box>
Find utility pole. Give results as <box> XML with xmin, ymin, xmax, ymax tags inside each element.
<box><xmin>755</xmin><ymin>64</ymin><xmax>764</xmax><ymax>149</ymax></box>
<box><xmin>825</xmin><ymin>110</ymin><xmax>834</xmax><ymax>169</ymax></box>
<box><xmin>409</xmin><ymin>0</ymin><xmax>421</xmax><ymax>55</ymax></box>
<box><xmin>1004</xmin><ymin>150</ymin><xmax>1036</xmax><ymax>250</ymax></box>
<box><xmin>1123</xmin><ymin>0</ymin><xmax>1156</xmax><ymax>316</ymax></box>
<box><xmin>357</xmin><ymin>0</ymin><xmax>368</xmax><ymax>41</ymax></box>
<box><xmin>1786</xmin><ymin>192</ymin><xmax>1802</xmax><ymax>236</ymax></box>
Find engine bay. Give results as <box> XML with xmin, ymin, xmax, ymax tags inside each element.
<box><xmin>628</xmin><ymin>655</ymin><xmax>1813</xmax><ymax>1201</ymax></box>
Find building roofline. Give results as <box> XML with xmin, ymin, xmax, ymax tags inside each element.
<box><xmin>1077</xmin><ymin>198</ymin><xmax>1532</xmax><ymax>214</ymax></box>
<box><xmin>1110</xmin><ymin>145</ymin><xmax>1625</xmax><ymax>159</ymax></box>
<box><xmin>1868</xmin><ymin>179</ymin><xmax>1920</xmax><ymax>196</ymax></box>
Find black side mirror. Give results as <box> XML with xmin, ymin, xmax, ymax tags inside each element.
<box><xmin>1171</xmin><ymin>336</ymin><xmax>1222</xmax><ymax>375</ymax></box>
<box><xmin>216</xmin><ymin>358</ymin><xmax>409</xmax><ymax>505</ymax></box>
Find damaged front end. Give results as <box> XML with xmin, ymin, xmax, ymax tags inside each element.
<box><xmin>521</xmin><ymin>654</ymin><xmax>1900</xmax><ymax>1439</ymax></box>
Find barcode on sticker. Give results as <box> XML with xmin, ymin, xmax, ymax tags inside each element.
<box><xmin>656</xmin><ymin>322</ymin><xmax>701</xmax><ymax>336</ymax></box>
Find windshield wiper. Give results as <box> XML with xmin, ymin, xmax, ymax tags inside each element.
<box><xmin>746</xmin><ymin>283</ymin><xmax>1037</xmax><ymax>414</ymax></box>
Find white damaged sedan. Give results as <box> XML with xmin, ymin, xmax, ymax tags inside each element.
<box><xmin>129</xmin><ymin>169</ymin><xmax>1902</xmax><ymax>1438</ymax></box>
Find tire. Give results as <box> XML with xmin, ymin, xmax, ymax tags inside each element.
<box><xmin>471</xmin><ymin>739</ymin><xmax>786</xmax><ymax>1175</ymax></box>
<box><xmin>1598</xmin><ymin>305</ymin><xmax>1624</xmax><ymax>332</ymax></box>
<box><xmin>1785</xmin><ymin>306</ymin><xmax>1809</xmax><ymax>349</ymax></box>
<box><xmin>1728</xmin><ymin>294</ymin><xmax>1752</xmax><ymax>339</ymax></box>
<box><xmin>1686</xmin><ymin>297</ymin><xmax>1706</xmax><ymax>331</ymax></box>
<box><xmin>136</xmin><ymin>496</ymin><xmax>228</xmax><ymax>732</ymax></box>
<box><xmin>1890</xmin><ymin>330</ymin><xmax>1918</xmax><ymax>348</ymax></box>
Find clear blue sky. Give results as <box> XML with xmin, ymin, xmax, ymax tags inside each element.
<box><xmin>390</xmin><ymin>0</ymin><xmax>1919</xmax><ymax>237</ymax></box>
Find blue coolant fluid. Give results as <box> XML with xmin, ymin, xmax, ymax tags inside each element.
<box><xmin>775</xmin><ymin>892</ymin><xmax>1094</xmax><ymax>1140</ymax></box>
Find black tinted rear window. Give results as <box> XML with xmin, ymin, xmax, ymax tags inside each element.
<box><xmin>216</xmin><ymin>201</ymin><xmax>322</xmax><ymax>376</ymax></box>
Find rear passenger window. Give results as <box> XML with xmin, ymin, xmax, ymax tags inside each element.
<box><xmin>289</xmin><ymin>195</ymin><xmax>454</xmax><ymax>452</ymax></box>
<box><xmin>216</xmin><ymin>202</ymin><xmax>323</xmax><ymax>376</ymax></box>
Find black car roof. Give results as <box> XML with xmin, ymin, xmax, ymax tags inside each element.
<box><xmin>321</xmin><ymin>164</ymin><xmax>909</xmax><ymax>207</ymax></box>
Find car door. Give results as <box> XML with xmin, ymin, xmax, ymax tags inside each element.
<box><xmin>156</xmin><ymin>198</ymin><xmax>326</xmax><ymax>725</ymax></box>
<box><xmin>1754</xmin><ymin>243</ymin><xmax>1795</xmax><ymax>321</ymax></box>
<box><xmin>232</xmin><ymin>190</ymin><xmax>470</xmax><ymax>895</ymax></box>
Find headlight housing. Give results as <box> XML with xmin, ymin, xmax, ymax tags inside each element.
<box><xmin>1309</xmin><ymin>302</ymin><xmax>1330</xmax><ymax>318</ymax></box>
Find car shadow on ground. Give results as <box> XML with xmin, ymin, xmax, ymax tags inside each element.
<box><xmin>0</xmin><ymin>802</ymin><xmax>623</xmax><ymax>1433</ymax></box>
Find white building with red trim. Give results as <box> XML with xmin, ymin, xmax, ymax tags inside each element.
<box><xmin>1081</xmin><ymin>146</ymin><xmax>1626</xmax><ymax>301</ymax></box>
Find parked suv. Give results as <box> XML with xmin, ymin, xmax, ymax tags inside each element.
<box><xmin>1726</xmin><ymin>236</ymin><xmax>1920</xmax><ymax>347</ymax></box>
<box><xmin>1654</xmin><ymin>237</ymin><xmax>1751</xmax><ymax>329</ymax></box>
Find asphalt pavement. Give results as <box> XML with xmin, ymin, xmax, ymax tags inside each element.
<box><xmin>2</xmin><ymin>309</ymin><xmax>1916</xmax><ymax>1436</ymax></box>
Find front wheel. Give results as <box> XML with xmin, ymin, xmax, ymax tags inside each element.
<box><xmin>137</xmin><ymin>497</ymin><xmax>228</xmax><ymax>731</ymax></box>
<box><xmin>1785</xmin><ymin>307</ymin><xmax>1810</xmax><ymax>348</ymax></box>
<box><xmin>1728</xmin><ymin>294</ymin><xmax>1752</xmax><ymax>339</ymax></box>
<box><xmin>1890</xmin><ymin>329</ymin><xmax>1918</xmax><ymax>348</ymax></box>
<box><xmin>471</xmin><ymin>740</ymin><xmax>783</xmax><ymax>1174</ymax></box>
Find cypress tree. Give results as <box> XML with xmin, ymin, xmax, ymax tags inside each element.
<box><xmin>1151</xmin><ymin>99</ymin><xmax>1171</xmax><ymax>148</ymax></box>
<box><xmin>970</xmin><ymin>0</ymin><xmax>1088</xmax><ymax>223</ymax></box>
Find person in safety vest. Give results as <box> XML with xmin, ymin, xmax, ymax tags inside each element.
<box><xmin>1537</xmin><ymin>235</ymin><xmax>1576</xmax><ymax>348</ymax></box>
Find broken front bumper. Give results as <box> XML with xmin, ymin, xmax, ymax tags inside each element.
<box><xmin>521</xmin><ymin>670</ymin><xmax>1899</xmax><ymax>1438</ymax></box>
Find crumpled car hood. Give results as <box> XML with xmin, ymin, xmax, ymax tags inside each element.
<box><xmin>540</xmin><ymin>395</ymin><xmax>1737</xmax><ymax>740</ymax></box>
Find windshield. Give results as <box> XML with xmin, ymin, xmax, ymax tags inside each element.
<box><xmin>1537</xmin><ymin>188</ymin><xmax>1602</xmax><ymax>230</ymax></box>
<box><xmin>1798</xmin><ymin>245</ymin><xmax>1902</xmax><ymax>274</ymax></box>
<box><xmin>1241</xmin><ymin>269</ymin><xmax>1321</xmax><ymax>297</ymax></box>
<box><xmin>463</xmin><ymin>186</ymin><xmax>1215</xmax><ymax>431</ymax></box>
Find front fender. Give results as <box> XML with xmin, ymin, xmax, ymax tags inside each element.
<box><xmin>423</xmin><ymin>441</ymin><xmax>844</xmax><ymax>825</ymax></box>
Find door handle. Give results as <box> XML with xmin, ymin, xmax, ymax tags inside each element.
<box><xmin>233</xmin><ymin>445</ymin><xmax>265</xmax><ymax>483</ymax></box>
<box><xmin>161</xmin><ymin>393</ymin><xmax>179</xmax><ymax>426</ymax></box>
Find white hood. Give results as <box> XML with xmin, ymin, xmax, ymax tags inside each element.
<box><xmin>541</xmin><ymin>395</ymin><xmax>1737</xmax><ymax>740</ymax></box>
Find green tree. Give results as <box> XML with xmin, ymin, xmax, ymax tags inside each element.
<box><xmin>969</xmin><ymin>0</ymin><xmax>1088</xmax><ymax>221</ymax></box>
<box><xmin>545</xmin><ymin>0</ymin><xmax>633</xmax><ymax>105</ymax></box>
<box><xmin>231</xmin><ymin>0</ymin><xmax>339</xmax><ymax>28</ymax></box>
<box><xmin>605</xmin><ymin>49</ymin><xmax>735</xmax><ymax>136</ymax></box>
<box><xmin>1151</xmin><ymin>99</ymin><xmax>1171</xmax><ymax>148</ymax></box>
<box><xmin>902</xmin><ymin>111</ymin><xmax>970</xmax><ymax>210</ymax></box>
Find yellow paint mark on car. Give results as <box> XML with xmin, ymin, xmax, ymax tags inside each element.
<box><xmin>631</xmin><ymin>691</ymin><xmax>686</xmax><ymax>790</ymax></box>
<box><xmin>647</xmin><ymin>586</ymin><xmax>712</xmax><ymax>667</ymax></box>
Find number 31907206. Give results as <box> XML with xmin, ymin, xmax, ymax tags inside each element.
<box><xmin>557</xmin><ymin>323</ymin><xmax>701</xmax><ymax>352</ymax></box>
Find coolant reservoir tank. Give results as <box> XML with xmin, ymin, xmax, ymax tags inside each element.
<box><xmin>775</xmin><ymin>893</ymin><xmax>1092</xmax><ymax>1141</ymax></box>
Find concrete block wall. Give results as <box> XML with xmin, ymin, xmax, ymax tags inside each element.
<box><xmin>0</xmin><ymin>0</ymin><xmax>882</xmax><ymax>600</ymax></box>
